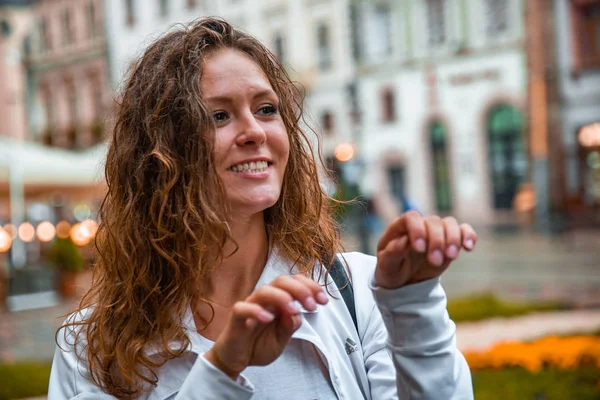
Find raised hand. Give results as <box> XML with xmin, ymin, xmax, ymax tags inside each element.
<box><xmin>204</xmin><ymin>275</ymin><xmax>328</xmax><ymax>379</ymax></box>
<box><xmin>374</xmin><ymin>211</ymin><xmax>477</xmax><ymax>290</ymax></box>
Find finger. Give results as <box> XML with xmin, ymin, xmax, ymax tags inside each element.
<box><xmin>277</xmin><ymin>312</ymin><xmax>303</xmax><ymax>339</ymax></box>
<box><xmin>248</xmin><ymin>285</ymin><xmax>300</xmax><ymax>317</ymax></box>
<box><xmin>378</xmin><ymin>211</ymin><xmax>427</xmax><ymax>253</ymax></box>
<box><xmin>270</xmin><ymin>275</ymin><xmax>324</xmax><ymax>312</ymax></box>
<box><xmin>290</xmin><ymin>274</ymin><xmax>329</xmax><ymax>305</ymax></box>
<box><xmin>443</xmin><ymin>217</ymin><xmax>462</xmax><ymax>260</ymax></box>
<box><xmin>425</xmin><ymin>216</ymin><xmax>445</xmax><ymax>267</ymax></box>
<box><xmin>377</xmin><ymin>235</ymin><xmax>410</xmax><ymax>267</ymax></box>
<box><xmin>460</xmin><ymin>223</ymin><xmax>478</xmax><ymax>251</ymax></box>
<box><xmin>230</xmin><ymin>301</ymin><xmax>275</xmax><ymax>332</ymax></box>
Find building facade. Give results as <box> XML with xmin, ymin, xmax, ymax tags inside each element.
<box><xmin>351</xmin><ymin>0</ymin><xmax>528</xmax><ymax>223</ymax></box>
<box><xmin>25</xmin><ymin>0</ymin><xmax>110</xmax><ymax>149</ymax></box>
<box><xmin>104</xmin><ymin>0</ymin><xmax>355</xmax><ymax>181</ymax></box>
<box><xmin>0</xmin><ymin>0</ymin><xmax>34</xmax><ymax>142</ymax></box>
<box><xmin>554</xmin><ymin>0</ymin><xmax>600</xmax><ymax>225</ymax></box>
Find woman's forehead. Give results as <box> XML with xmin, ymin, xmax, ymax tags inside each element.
<box><xmin>201</xmin><ymin>49</ymin><xmax>273</xmax><ymax>94</ymax></box>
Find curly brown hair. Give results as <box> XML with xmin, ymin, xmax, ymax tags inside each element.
<box><xmin>59</xmin><ymin>17</ymin><xmax>342</xmax><ymax>398</ymax></box>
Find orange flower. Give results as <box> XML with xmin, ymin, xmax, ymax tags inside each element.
<box><xmin>464</xmin><ymin>335</ymin><xmax>600</xmax><ymax>372</ymax></box>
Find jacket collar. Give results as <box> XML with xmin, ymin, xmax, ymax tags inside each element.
<box><xmin>149</xmin><ymin>246</ymin><xmax>326</xmax><ymax>357</ymax></box>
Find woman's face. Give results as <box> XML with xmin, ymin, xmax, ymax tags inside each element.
<box><xmin>201</xmin><ymin>49</ymin><xmax>290</xmax><ymax>217</ymax></box>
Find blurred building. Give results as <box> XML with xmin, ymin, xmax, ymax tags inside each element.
<box><xmin>350</xmin><ymin>0</ymin><xmax>527</xmax><ymax>223</ymax></box>
<box><xmin>24</xmin><ymin>0</ymin><xmax>109</xmax><ymax>149</ymax></box>
<box><xmin>0</xmin><ymin>0</ymin><xmax>33</xmax><ymax>142</ymax></box>
<box><xmin>553</xmin><ymin>0</ymin><xmax>600</xmax><ymax>225</ymax></box>
<box><xmin>104</xmin><ymin>0</ymin><xmax>355</xmax><ymax>164</ymax></box>
<box><xmin>0</xmin><ymin>0</ymin><xmax>108</xmax><ymax>310</ymax></box>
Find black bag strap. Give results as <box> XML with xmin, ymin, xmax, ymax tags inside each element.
<box><xmin>329</xmin><ymin>256</ymin><xmax>358</xmax><ymax>333</ymax></box>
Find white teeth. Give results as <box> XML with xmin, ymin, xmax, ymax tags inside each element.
<box><xmin>229</xmin><ymin>161</ymin><xmax>269</xmax><ymax>173</ymax></box>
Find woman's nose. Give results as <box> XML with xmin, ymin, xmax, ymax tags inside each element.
<box><xmin>236</xmin><ymin>112</ymin><xmax>266</xmax><ymax>147</ymax></box>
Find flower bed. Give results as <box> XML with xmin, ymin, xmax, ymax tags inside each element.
<box><xmin>464</xmin><ymin>335</ymin><xmax>600</xmax><ymax>371</ymax></box>
<box><xmin>467</xmin><ymin>335</ymin><xmax>600</xmax><ymax>399</ymax></box>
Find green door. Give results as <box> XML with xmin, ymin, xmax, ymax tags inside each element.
<box><xmin>487</xmin><ymin>105</ymin><xmax>527</xmax><ymax>209</ymax></box>
<box><xmin>429</xmin><ymin>121</ymin><xmax>452</xmax><ymax>212</ymax></box>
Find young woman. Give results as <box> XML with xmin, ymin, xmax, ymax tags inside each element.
<box><xmin>49</xmin><ymin>18</ymin><xmax>477</xmax><ymax>399</ymax></box>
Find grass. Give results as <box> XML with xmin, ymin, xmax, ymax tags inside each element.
<box><xmin>447</xmin><ymin>293</ymin><xmax>563</xmax><ymax>323</ymax></box>
<box><xmin>0</xmin><ymin>362</ymin><xmax>51</xmax><ymax>400</ymax></box>
<box><xmin>472</xmin><ymin>367</ymin><xmax>600</xmax><ymax>400</ymax></box>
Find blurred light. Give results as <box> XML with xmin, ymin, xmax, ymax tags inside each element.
<box><xmin>56</xmin><ymin>221</ymin><xmax>71</xmax><ymax>239</ymax></box>
<box><xmin>81</xmin><ymin>219</ymin><xmax>99</xmax><ymax>238</ymax></box>
<box><xmin>0</xmin><ymin>228</ymin><xmax>12</xmax><ymax>253</ymax></box>
<box><xmin>36</xmin><ymin>221</ymin><xmax>56</xmax><ymax>242</ymax></box>
<box><xmin>587</xmin><ymin>151</ymin><xmax>600</xmax><ymax>170</ymax></box>
<box><xmin>334</xmin><ymin>142</ymin><xmax>355</xmax><ymax>162</ymax></box>
<box><xmin>579</xmin><ymin>123</ymin><xmax>600</xmax><ymax>148</ymax></box>
<box><xmin>73</xmin><ymin>204</ymin><xmax>91</xmax><ymax>222</ymax></box>
<box><xmin>70</xmin><ymin>223</ymin><xmax>91</xmax><ymax>246</ymax></box>
<box><xmin>18</xmin><ymin>222</ymin><xmax>35</xmax><ymax>242</ymax></box>
<box><xmin>3</xmin><ymin>223</ymin><xmax>17</xmax><ymax>239</ymax></box>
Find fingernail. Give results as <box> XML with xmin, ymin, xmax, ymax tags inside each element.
<box><xmin>430</xmin><ymin>250</ymin><xmax>444</xmax><ymax>266</ymax></box>
<box><xmin>305</xmin><ymin>297</ymin><xmax>317</xmax><ymax>311</ymax></box>
<box><xmin>465</xmin><ymin>239</ymin><xmax>474</xmax><ymax>250</ymax></box>
<box><xmin>414</xmin><ymin>238</ymin><xmax>426</xmax><ymax>252</ymax></box>
<box><xmin>258</xmin><ymin>310</ymin><xmax>275</xmax><ymax>323</ymax></box>
<box><xmin>316</xmin><ymin>291</ymin><xmax>328</xmax><ymax>304</ymax></box>
<box><xmin>446</xmin><ymin>245</ymin><xmax>458</xmax><ymax>259</ymax></box>
<box><xmin>293</xmin><ymin>315</ymin><xmax>302</xmax><ymax>330</ymax></box>
<box><xmin>286</xmin><ymin>302</ymin><xmax>300</xmax><ymax>314</ymax></box>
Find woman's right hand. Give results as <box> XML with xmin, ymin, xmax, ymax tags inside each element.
<box><xmin>204</xmin><ymin>275</ymin><xmax>329</xmax><ymax>380</ymax></box>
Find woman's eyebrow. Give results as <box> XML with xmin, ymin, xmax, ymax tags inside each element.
<box><xmin>205</xmin><ymin>89</ymin><xmax>278</xmax><ymax>106</ymax></box>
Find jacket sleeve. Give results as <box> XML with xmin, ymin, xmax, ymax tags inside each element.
<box><xmin>49</xmin><ymin>321</ymin><xmax>255</xmax><ymax>399</ymax></box>
<box><xmin>370</xmin><ymin>276</ymin><xmax>474</xmax><ymax>400</ymax></box>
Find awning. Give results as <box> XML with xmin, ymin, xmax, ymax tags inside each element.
<box><xmin>0</xmin><ymin>137</ymin><xmax>107</xmax><ymax>187</ymax></box>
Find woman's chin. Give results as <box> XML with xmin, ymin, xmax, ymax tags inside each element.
<box><xmin>229</xmin><ymin>196</ymin><xmax>280</xmax><ymax>216</ymax></box>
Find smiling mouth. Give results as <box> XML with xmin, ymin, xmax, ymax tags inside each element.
<box><xmin>228</xmin><ymin>160</ymin><xmax>271</xmax><ymax>173</ymax></box>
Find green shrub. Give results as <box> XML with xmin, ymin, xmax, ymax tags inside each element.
<box><xmin>472</xmin><ymin>367</ymin><xmax>600</xmax><ymax>400</ymax></box>
<box><xmin>447</xmin><ymin>293</ymin><xmax>563</xmax><ymax>323</ymax></box>
<box><xmin>0</xmin><ymin>363</ymin><xmax>51</xmax><ymax>400</ymax></box>
<box><xmin>47</xmin><ymin>237</ymin><xmax>86</xmax><ymax>273</ymax></box>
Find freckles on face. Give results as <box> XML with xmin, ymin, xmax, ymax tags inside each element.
<box><xmin>200</xmin><ymin>49</ymin><xmax>290</xmax><ymax>215</ymax></box>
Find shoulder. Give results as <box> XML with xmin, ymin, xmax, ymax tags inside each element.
<box><xmin>337</xmin><ymin>251</ymin><xmax>377</xmax><ymax>281</ymax></box>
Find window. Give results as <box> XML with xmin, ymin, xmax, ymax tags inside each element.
<box><xmin>316</xmin><ymin>23</ymin><xmax>331</xmax><ymax>70</ymax></box>
<box><xmin>321</xmin><ymin>111</ymin><xmax>334</xmax><ymax>134</ymax></box>
<box><xmin>39</xmin><ymin>17</ymin><xmax>52</xmax><ymax>51</ymax></box>
<box><xmin>426</xmin><ymin>0</ymin><xmax>447</xmax><ymax>47</ymax></box>
<box><xmin>159</xmin><ymin>0</ymin><xmax>169</xmax><ymax>17</ymax></box>
<box><xmin>571</xmin><ymin>0</ymin><xmax>600</xmax><ymax>70</ymax></box>
<box><xmin>380</xmin><ymin>87</ymin><xmax>396</xmax><ymax>123</ymax></box>
<box><xmin>42</xmin><ymin>85</ymin><xmax>55</xmax><ymax>129</ymax></box>
<box><xmin>485</xmin><ymin>0</ymin><xmax>508</xmax><ymax>37</ymax></box>
<box><xmin>369</xmin><ymin>4</ymin><xmax>393</xmax><ymax>58</ymax></box>
<box><xmin>273</xmin><ymin>33</ymin><xmax>285</xmax><ymax>63</ymax></box>
<box><xmin>125</xmin><ymin>0</ymin><xmax>135</xmax><ymax>26</ymax></box>
<box><xmin>387</xmin><ymin>165</ymin><xmax>406</xmax><ymax>203</ymax></box>
<box><xmin>89</xmin><ymin>71</ymin><xmax>104</xmax><ymax>119</ymax></box>
<box><xmin>62</xmin><ymin>9</ymin><xmax>74</xmax><ymax>46</ymax></box>
<box><xmin>87</xmin><ymin>1</ymin><xmax>98</xmax><ymax>38</ymax></box>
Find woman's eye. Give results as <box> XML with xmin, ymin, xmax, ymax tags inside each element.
<box><xmin>213</xmin><ymin>111</ymin><xmax>228</xmax><ymax>123</ymax></box>
<box><xmin>257</xmin><ymin>104</ymin><xmax>277</xmax><ymax>116</ymax></box>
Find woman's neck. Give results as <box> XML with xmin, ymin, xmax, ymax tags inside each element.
<box><xmin>209</xmin><ymin>212</ymin><xmax>269</xmax><ymax>306</ymax></box>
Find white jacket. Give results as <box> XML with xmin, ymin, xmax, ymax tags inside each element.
<box><xmin>49</xmin><ymin>251</ymin><xmax>473</xmax><ymax>399</ymax></box>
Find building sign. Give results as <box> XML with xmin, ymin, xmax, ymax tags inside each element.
<box><xmin>449</xmin><ymin>69</ymin><xmax>501</xmax><ymax>86</ymax></box>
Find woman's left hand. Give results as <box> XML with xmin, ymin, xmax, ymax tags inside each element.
<box><xmin>374</xmin><ymin>211</ymin><xmax>477</xmax><ymax>290</ymax></box>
